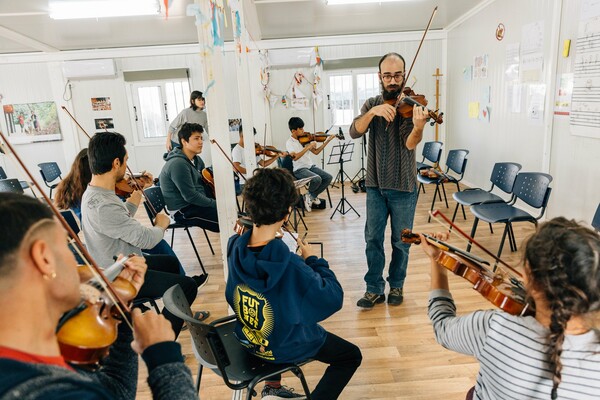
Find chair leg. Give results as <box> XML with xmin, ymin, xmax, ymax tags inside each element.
<box><xmin>467</xmin><ymin>217</ymin><xmax>479</xmax><ymax>252</ymax></box>
<box><xmin>170</xmin><ymin>229</ymin><xmax>175</xmax><ymax>248</ymax></box>
<box><xmin>292</xmin><ymin>367</ymin><xmax>313</xmax><ymax>400</ymax></box>
<box><xmin>326</xmin><ymin>187</ymin><xmax>333</xmax><ymax>208</ymax></box>
<box><xmin>497</xmin><ymin>224</ymin><xmax>510</xmax><ymax>261</ymax></box>
<box><xmin>440</xmin><ymin>183</ymin><xmax>449</xmax><ymax>208</ymax></box>
<box><xmin>203</xmin><ymin>229</ymin><xmax>215</xmax><ymax>255</ymax></box>
<box><xmin>451</xmin><ymin>203</ymin><xmax>460</xmax><ymax>223</ymax></box>
<box><xmin>489</xmin><ymin>223</ymin><xmax>494</xmax><ymax>234</ymax></box>
<box><xmin>427</xmin><ymin>185</ymin><xmax>440</xmax><ymax>223</ymax></box>
<box><xmin>508</xmin><ymin>223</ymin><xmax>517</xmax><ymax>252</ymax></box>
<box><xmin>195</xmin><ymin>363</ymin><xmax>203</xmax><ymax>393</ymax></box>
<box><xmin>419</xmin><ymin>182</ymin><xmax>425</xmax><ymax>194</ymax></box>
<box><xmin>185</xmin><ymin>227</ymin><xmax>207</xmax><ymax>275</ymax></box>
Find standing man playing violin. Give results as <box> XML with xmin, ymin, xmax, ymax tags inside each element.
<box><xmin>0</xmin><ymin>193</ymin><xmax>198</xmax><ymax>399</ymax></box>
<box><xmin>286</xmin><ymin>117</ymin><xmax>334</xmax><ymax>212</ymax></box>
<box><xmin>350</xmin><ymin>52</ymin><xmax>428</xmax><ymax>308</ymax></box>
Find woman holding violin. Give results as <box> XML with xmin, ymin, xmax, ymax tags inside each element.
<box><xmin>421</xmin><ymin>219</ymin><xmax>600</xmax><ymax>400</ymax></box>
<box><xmin>350</xmin><ymin>53</ymin><xmax>429</xmax><ymax>309</ymax></box>
<box><xmin>0</xmin><ymin>193</ymin><xmax>197</xmax><ymax>399</ymax></box>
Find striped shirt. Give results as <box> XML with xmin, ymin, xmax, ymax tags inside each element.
<box><xmin>428</xmin><ymin>289</ymin><xmax>600</xmax><ymax>400</ymax></box>
<box><xmin>349</xmin><ymin>95</ymin><xmax>416</xmax><ymax>192</ymax></box>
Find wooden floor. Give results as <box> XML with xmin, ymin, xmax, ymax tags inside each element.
<box><xmin>136</xmin><ymin>181</ymin><xmax>535</xmax><ymax>400</ymax></box>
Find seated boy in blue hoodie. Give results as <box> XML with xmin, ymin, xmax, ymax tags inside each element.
<box><xmin>225</xmin><ymin>168</ymin><xmax>362</xmax><ymax>400</ymax></box>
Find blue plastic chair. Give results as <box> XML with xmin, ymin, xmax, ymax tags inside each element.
<box><xmin>417</xmin><ymin>149</ymin><xmax>469</xmax><ymax>222</ymax></box>
<box><xmin>416</xmin><ymin>141</ymin><xmax>443</xmax><ymax>171</ymax></box>
<box><xmin>0</xmin><ymin>166</ymin><xmax>35</xmax><ymax>196</ymax></box>
<box><xmin>38</xmin><ymin>162</ymin><xmax>62</xmax><ymax>199</ymax></box>
<box><xmin>452</xmin><ymin>162</ymin><xmax>522</xmax><ymax>225</ymax></box>
<box><xmin>468</xmin><ymin>172</ymin><xmax>553</xmax><ymax>259</ymax></box>
<box><xmin>0</xmin><ymin>178</ymin><xmax>24</xmax><ymax>194</ymax></box>
<box><xmin>592</xmin><ymin>203</ymin><xmax>600</xmax><ymax>232</ymax></box>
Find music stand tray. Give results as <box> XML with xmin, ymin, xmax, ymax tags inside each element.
<box><xmin>328</xmin><ymin>141</ymin><xmax>360</xmax><ymax>219</ymax></box>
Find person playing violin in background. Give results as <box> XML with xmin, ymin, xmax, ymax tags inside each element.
<box><xmin>159</xmin><ymin>122</ymin><xmax>220</xmax><ymax>233</ymax></box>
<box><xmin>226</xmin><ymin>168</ymin><xmax>362</xmax><ymax>399</ymax></box>
<box><xmin>81</xmin><ymin>131</ymin><xmax>202</xmax><ymax>337</ymax></box>
<box><xmin>422</xmin><ymin>218</ymin><xmax>600</xmax><ymax>400</ymax></box>
<box><xmin>350</xmin><ymin>52</ymin><xmax>428</xmax><ymax>308</ymax></box>
<box><xmin>285</xmin><ymin>117</ymin><xmax>334</xmax><ymax>212</ymax></box>
<box><xmin>0</xmin><ymin>193</ymin><xmax>198</xmax><ymax>400</ymax></box>
<box><xmin>232</xmin><ymin>124</ymin><xmax>288</xmax><ymax>179</ymax></box>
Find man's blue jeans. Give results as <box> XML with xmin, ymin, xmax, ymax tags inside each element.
<box><xmin>364</xmin><ymin>186</ymin><xmax>418</xmax><ymax>295</ymax></box>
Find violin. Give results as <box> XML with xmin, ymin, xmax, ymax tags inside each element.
<box><xmin>254</xmin><ymin>144</ymin><xmax>287</xmax><ymax>157</ymax></box>
<box><xmin>201</xmin><ymin>167</ymin><xmax>216</xmax><ymax>198</ymax></box>
<box><xmin>384</xmin><ymin>87</ymin><xmax>444</xmax><ymax>126</ymax></box>
<box><xmin>401</xmin><ymin>229</ymin><xmax>532</xmax><ymax>316</ymax></box>
<box><xmin>297</xmin><ymin>130</ymin><xmax>344</xmax><ymax>147</ymax></box>
<box><xmin>114</xmin><ymin>173</ymin><xmax>154</xmax><ymax>198</ymax></box>
<box><xmin>57</xmin><ymin>258</ymin><xmax>137</xmax><ymax>366</ymax></box>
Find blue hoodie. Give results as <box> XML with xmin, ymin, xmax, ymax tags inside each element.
<box><xmin>225</xmin><ymin>230</ymin><xmax>343</xmax><ymax>364</ymax></box>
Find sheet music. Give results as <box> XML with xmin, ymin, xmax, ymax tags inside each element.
<box><xmin>571</xmin><ymin>0</ymin><xmax>600</xmax><ymax>138</ymax></box>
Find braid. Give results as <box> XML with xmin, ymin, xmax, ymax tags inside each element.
<box><xmin>524</xmin><ymin>217</ymin><xmax>600</xmax><ymax>399</ymax></box>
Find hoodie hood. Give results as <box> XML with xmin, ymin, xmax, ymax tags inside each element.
<box><xmin>164</xmin><ymin>147</ymin><xmax>190</xmax><ymax>162</ymax></box>
<box><xmin>229</xmin><ymin>230</ymin><xmax>292</xmax><ymax>292</ymax></box>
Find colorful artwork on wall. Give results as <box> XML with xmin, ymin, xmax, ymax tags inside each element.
<box><xmin>2</xmin><ymin>101</ymin><xmax>62</xmax><ymax>144</ymax></box>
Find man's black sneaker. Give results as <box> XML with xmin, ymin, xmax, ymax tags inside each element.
<box><xmin>192</xmin><ymin>273</ymin><xmax>209</xmax><ymax>289</ymax></box>
<box><xmin>356</xmin><ymin>292</ymin><xmax>385</xmax><ymax>308</ymax></box>
<box><xmin>261</xmin><ymin>384</ymin><xmax>306</xmax><ymax>399</ymax></box>
<box><xmin>388</xmin><ymin>287</ymin><xmax>404</xmax><ymax>306</ymax></box>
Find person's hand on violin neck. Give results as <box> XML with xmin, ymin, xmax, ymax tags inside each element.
<box><xmin>411</xmin><ymin>105</ymin><xmax>428</xmax><ymax>131</ymax></box>
<box><xmin>130</xmin><ymin>308</ymin><xmax>175</xmax><ymax>355</ymax></box>
<box><xmin>418</xmin><ymin>233</ymin><xmax>452</xmax><ymax>291</ymax></box>
<box><xmin>418</xmin><ymin>232</ymin><xmax>449</xmax><ymax>260</ymax></box>
<box><xmin>154</xmin><ymin>213</ymin><xmax>170</xmax><ymax>230</ymax></box>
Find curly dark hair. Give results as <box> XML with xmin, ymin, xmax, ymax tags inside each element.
<box><xmin>54</xmin><ymin>148</ymin><xmax>90</xmax><ymax>210</ymax></box>
<box><xmin>242</xmin><ymin>168</ymin><xmax>299</xmax><ymax>227</ymax></box>
<box><xmin>524</xmin><ymin>217</ymin><xmax>600</xmax><ymax>399</ymax></box>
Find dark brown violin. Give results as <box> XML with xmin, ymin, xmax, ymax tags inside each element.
<box><xmin>201</xmin><ymin>167</ymin><xmax>216</xmax><ymax>198</ymax></box>
<box><xmin>254</xmin><ymin>144</ymin><xmax>287</xmax><ymax>157</ymax></box>
<box><xmin>401</xmin><ymin>229</ymin><xmax>532</xmax><ymax>316</ymax></box>
<box><xmin>384</xmin><ymin>87</ymin><xmax>444</xmax><ymax>126</ymax></box>
<box><xmin>297</xmin><ymin>130</ymin><xmax>344</xmax><ymax>147</ymax></box>
<box><xmin>114</xmin><ymin>173</ymin><xmax>154</xmax><ymax>198</ymax></box>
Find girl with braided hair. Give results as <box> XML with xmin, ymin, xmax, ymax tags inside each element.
<box><xmin>421</xmin><ymin>217</ymin><xmax>600</xmax><ymax>400</ymax></box>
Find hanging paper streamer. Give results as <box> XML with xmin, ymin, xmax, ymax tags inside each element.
<box><xmin>186</xmin><ymin>4</ymin><xmax>210</xmax><ymax>25</ymax></box>
<box><xmin>310</xmin><ymin>46</ymin><xmax>322</xmax><ymax>67</ymax></box>
<box><xmin>210</xmin><ymin>1</ymin><xmax>225</xmax><ymax>47</ymax></box>
<box><xmin>294</xmin><ymin>72</ymin><xmax>305</xmax><ymax>86</ymax></box>
<box><xmin>281</xmin><ymin>95</ymin><xmax>288</xmax><ymax>108</ymax></box>
<box><xmin>163</xmin><ymin>0</ymin><xmax>173</xmax><ymax>19</ymax></box>
<box><xmin>204</xmin><ymin>80</ymin><xmax>216</xmax><ymax>96</ymax></box>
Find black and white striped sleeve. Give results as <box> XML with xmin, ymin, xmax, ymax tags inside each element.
<box><xmin>428</xmin><ymin>289</ymin><xmax>495</xmax><ymax>359</ymax></box>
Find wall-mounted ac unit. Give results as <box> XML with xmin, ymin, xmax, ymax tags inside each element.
<box><xmin>62</xmin><ymin>59</ymin><xmax>116</xmax><ymax>80</ymax></box>
<box><xmin>267</xmin><ymin>48</ymin><xmax>313</xmax><ymax>69</ymax></box>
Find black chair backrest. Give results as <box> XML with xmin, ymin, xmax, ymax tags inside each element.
<box><xmin>0</xmin><ymin>166</ymin><xmax>6</xmax><ymax>180</ymax></box>
<box><xmin>0</xmin><ymin>178</ymin><xmax>24</xmax><ymax>194</ymax></box>
<box><xmin>143</xmin><ymin>187</ymin><xmax>167</xmax><ymax>221</ymax></box>
<box><xmin>422</xmin><ymin>141</ymin><xmax>443</xmax><ymax>164</ymax></box>
<box><xmin>592</xmin><ymin>203</ymin><xmax>600</xmax><ymax>232</ymax></box>
<box><xmin>278</xmin><ymin>155</ymin><xmax>294</xmax><ymax>174</ymax></box>
<box><xmin>162</xmin><ymin>285</ymin><xmax>222</xmax><ymax>370</ymax></box>
<box><xmin>38</xmin><ymin>162</ymin><xmax>62</xmax><ymax>183</ymax></box>
<box><xmin>513</xmin><ymin>172</ymin><xmax>553</xmax><ymax>209</ymax></box>
<box><xmin>59</xmin><ymin>210</ymin><xmax>80</xmax><ymax>235</ymax></box>
<box><xmin>445</xmin><ymin>149</ymin><xmax>469</xmax><ymax>175</ymax></box>
<box><xmin>490</xmin><ymin>162</ymin><xmax>522</xmax><ymax>194</ymax></box>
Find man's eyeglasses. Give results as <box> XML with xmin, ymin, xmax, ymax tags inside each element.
<box><xmin>381</xmin><ymin>73</ymin><xmax>405</xmax><ymax>83</ymax></box>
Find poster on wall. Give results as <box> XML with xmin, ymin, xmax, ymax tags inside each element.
<box><xmin>570</xmin><ymin>0</ymin><xmax>600</xmax><ymax>138</ymax></box>
<box><xmin>527</xmin><ymin>84</ymin><xmax>546</xmax><ymax>126</ymax></box>
<box><xmin>520</xmin><ymin>21</ymin><xmax>544</xmax><ymax>82</ymax></box>
<box><xmin>2</xmin><ymin>101</ymin><xmax>62</xmax><ymax>144</ymax></box>
<box><xmin>554</xmin><ymin>73</ymin><xmax>573</xmax><ymax>116</ymax></box>
<box><xmin>94</xmin><ymin>118</ymin><xmax>114</xmax><ymax>130</ymax></box>
<box><xmin>505</xmin><ymin>43</ymin><xmax>520</xmax><ymax>81</ymax></box>
<box><xmin>228</xmin><ymin>118</ymin><xmax>242</xmax><ymax>133</ymax></box>
<box><xmin>91</xmin><ymin>97</ymin><xmax>112</xmax><ymax>111</ymax></box>
<box><xmin>473</xmin><ymin>55</ymin><xmax>488</xmax><ymax>79</ymax></box>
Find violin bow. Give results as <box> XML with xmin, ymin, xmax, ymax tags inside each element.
<box><xmin>0</xmin><ymin>130</ymin><xmax>133</xmax><ymax>327</ymax></box>
<box><xmin>430</xmin><ymin>209</ymin><xmax>523</xmax><ymax>279</ymax></box>
<box><xmin>61</xmin><ymin>106</ymin><xmax>159</xmax><ymax>217</ymax></box>
<box><xmin>210</xmin><ymin>138</ymin><xmax>247</xmax><ymax>183</ymax></box>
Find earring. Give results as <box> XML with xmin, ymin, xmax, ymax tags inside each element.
<box><xmin>43</xmin><ymin>271</ymin><xmax>57</xmax><ymax>281</ymax></box>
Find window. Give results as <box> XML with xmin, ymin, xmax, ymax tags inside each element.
<box><xmin>129</xmin><ymin>79</ymin><xmax>190</xmax><ymax>144</ymax></box>
<box><xmin>327</xmin><ymin>71</ymin><xmax>379</xmax><ymax>127</ymax></box>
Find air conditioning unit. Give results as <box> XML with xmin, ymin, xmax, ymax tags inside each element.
<box><xmin>267</xmin><ymin>48</ymin><xmax>313</xmax><ymax>69</ymax></box>
<box><xmin>62</xmin><ymin>59</ymin><xmax>116</xmax><ymax>80</ymax></box>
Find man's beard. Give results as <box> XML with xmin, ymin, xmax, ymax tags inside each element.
<box><xmin>381</xmin><ymin>82</ymin><xmax>402</xmax><ymax>101</ymax></box>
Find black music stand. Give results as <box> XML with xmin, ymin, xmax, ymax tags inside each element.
<box><xmin>329</xmin><ymin>142</ymin><xmax>360</xmax><ymax>219</ymax></box>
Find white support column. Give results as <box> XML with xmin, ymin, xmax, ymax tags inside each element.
<box><xmin>232</xmin><ymin>0</ymin><xmax>258</xmax><ymax>179</ymax></box>
<box><xmin>194</xmin><ymin>0</ymin><xmax>239</xmax><ymax>273</ymax></box>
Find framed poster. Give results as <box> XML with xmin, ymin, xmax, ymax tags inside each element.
<box><xmin>3</xmin><ymin>101</ymin><xmax>62</xmax><ymax>144</ymax></box>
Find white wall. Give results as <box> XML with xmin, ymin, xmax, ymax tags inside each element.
<box><xmin>446</xmin><ymin>0</ymin><xmax>600</xmax><ymax>222</ymax></box>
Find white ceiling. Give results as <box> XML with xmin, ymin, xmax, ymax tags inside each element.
<box><xmin>0</xmin><ymin>0</ymin><xmax>485</xmax><ymax>55</ymax></box>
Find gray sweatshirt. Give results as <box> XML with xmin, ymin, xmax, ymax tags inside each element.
<box><xmin>159</xmin><ymin>148</ymin><xmax>216</xmax><ymax>211</ymax></box>
<box><xmin>81</xmin><ymin>185</ymin><xmax>164</xmax><ymax>268</ymax></box>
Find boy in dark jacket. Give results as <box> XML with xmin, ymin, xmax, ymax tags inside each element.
<box><xmin>225</xmin><ymin>168</ymin><xmax>362</xmax><ymax>400</ymax></box>
<box><xmin>159</xmin><ymin>122</ymin><xmax>219</xmax><ymax>232</ymax></box>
